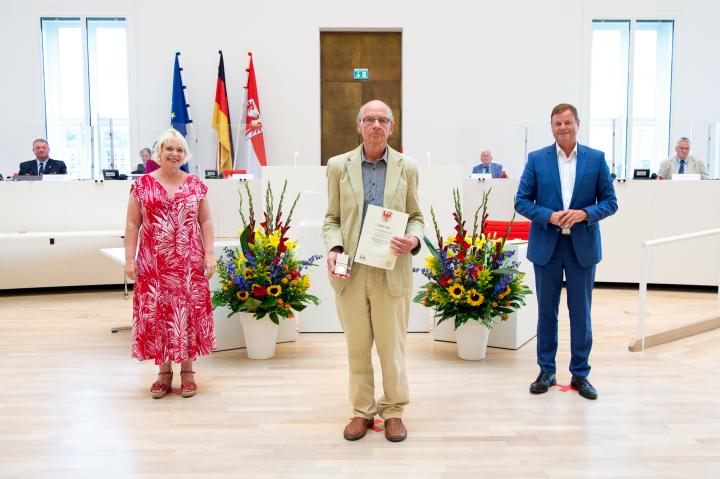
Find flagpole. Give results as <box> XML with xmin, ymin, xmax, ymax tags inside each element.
<box><xmin>178</xmin><ymin>52</ymin><xmax>200</xmax><ymax>177</ymax></box>
<box><xmin>172</xmin><ymin>51</ymin><xmax>197</xmax><ymax>175</ymax></box>
<box><xmin>233</xmin><ymin>56</ymin><xmax>250</xmax><ymax>171</ymax></box>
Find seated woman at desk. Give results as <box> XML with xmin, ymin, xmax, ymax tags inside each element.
<box><xmin>124</xmin><ymin>128</ymin><xmax>216</xmax><ymax>399</ymax></box>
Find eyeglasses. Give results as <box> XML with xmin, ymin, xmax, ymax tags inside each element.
<box><xmin>361</xmin><ymin>117</ymin><xmax>391</xmax><ymax>125</ymax></box>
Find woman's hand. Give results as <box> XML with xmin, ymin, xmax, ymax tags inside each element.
<box><xmin>204</xmin><ymin>253</ymin><xmax>216</xmax><ymax>279</ymax></box>
<box><xmin>125</xmin><ymin>258</ymin><xmax>137</xmax><ymax>281</ymax></box>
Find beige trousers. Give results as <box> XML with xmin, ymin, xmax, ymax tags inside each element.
<box><xmin>334</xmin><ymin>263</ymin><xmax>410</xmax><ymax>420</ymax></box>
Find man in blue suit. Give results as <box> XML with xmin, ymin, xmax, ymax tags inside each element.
<box><xmin>18</xmin><ymin>139</ymin><xmax>67</xmax><ymax>176</ymax></box>
<box><xmin>515</xmin><ymin>104</ymin><xmax>617</xmax><ymax>400</ymax></box>
<box><xmin>471</xmin><ymin>150</ymin><xmax>503</xmax><ymax>178</ymax></box>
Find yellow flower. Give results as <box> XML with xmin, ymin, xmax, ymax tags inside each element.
<box><xmin>267</xmin><ymin>285</ymin><xmax>282</xmax><ymax>297</ymax></box>
<box><xmin>447</xmin><ymin>284</ymin><xmax>465</xmax><ymax>299</ymax></box>
<box><xmin>285</xmin><ymin>239</ymin><xmax>297</xmax><ymax>250</ymax></box>
<box><xmin>445</xmin><ymin>235</ymin><xmax>455</xmax><ymax>245</ymax></box>
<box><xmin>236</xmin><ymin>291</ymin><xmax>249</xmax><ymax>301</ymax></box>
<box><xmin>466</xmin><ymin>289</ymin><xmax>484</xmax><ymax>306</ymax></box>
<box><xmin>424</xmin><ymin>256</ymin><xmax>438</xmax><ymax>273</ymax></box>
<box><xmin>302</xmin><ymin>275</ymin><xmax>310</xmax><ymax>288</ymax></box>
<box><xmin>268</xmin><ymin>232</ymin><xmax>280</xmax><ymax>248</ymax></box>
<box><xmin>242</xmin><ymin>268</ymin><xmax>253</xmax><ymax>280</ymax></box>
<box><xmin>281</xmin><ymin>278</ymin><xmax>288</xmax><ymax>284</ymax></box>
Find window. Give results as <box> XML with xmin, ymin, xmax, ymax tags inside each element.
<box><xmin>41</xmin><ymin>18</ymin><xmax>129</xmax><ymax>178</ymax></box>
<box><xmin>589</xmin><ymin>19</ymin><xmax>674</xmax><ymax>178</ymax></box>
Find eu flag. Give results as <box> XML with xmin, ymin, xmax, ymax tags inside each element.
<box><xmin>171</xmin><ymin>52</ymin><xmax>191</xmax><ymax>136</ymax></box>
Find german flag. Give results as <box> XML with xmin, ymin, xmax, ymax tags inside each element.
<box><xmin>212</xmin><ymin>50</ymin><xmax>234</xmax><ymax>171</ymax></box>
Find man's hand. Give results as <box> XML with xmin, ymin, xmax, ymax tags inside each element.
<box><xmin>327</xmin><ymin>250</ymin><xmax>351</xmax><ymax>279</ymax></box>
<box><xmin>390</xmin><ymin>234</ymin><xmax>420</xmax><ymax>256</ymax></box>
<box><xmin>557</xmin><ymin>209</ymin><xmax>588</xmax><ymax>229</ymax></box>
<box><xmin>549</xmin><ymin>211</ymin><xmax>564</xmax><ymax>226</ymax></box>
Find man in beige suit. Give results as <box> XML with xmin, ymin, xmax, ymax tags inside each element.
<box><xmin>323</xmin><ymin>100</ymin><xmax>424</xmax><ymax>442</ymax></box>
<box><xmin>657</xmin><ymin>137</ymin><xmax>709</xmax><ymax>179</ymax></box>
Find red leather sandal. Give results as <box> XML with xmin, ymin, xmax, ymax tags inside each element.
<box><xmin>180</xmin><ymin>370</ymin><xmax>197</xmax><ymax>398</ymax></box>
<box><xmin>150</xmin><ymin>371</ymin><xmax>173</xmax><ymax>399</ymax></box>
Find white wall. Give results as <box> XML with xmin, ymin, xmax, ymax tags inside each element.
<box><xmin>1</xmin><ymin>0</ymin><xmax>719</xmax><ymax>178</ymax></box>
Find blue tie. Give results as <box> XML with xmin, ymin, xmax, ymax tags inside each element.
<box><xmin>678</xmin><ymin>160</ymin><xmax>685</xmax><ymax>174</ymax></box>
<box><xmin>38</xmin><ymin>162</ymin><xmax>44</xmax><ymax>175</ymax></box>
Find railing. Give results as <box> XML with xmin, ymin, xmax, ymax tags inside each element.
<box><xmin>634</xmin><ymin>228</ymin><xmax>720</xmax><ymax>351</ymax></box>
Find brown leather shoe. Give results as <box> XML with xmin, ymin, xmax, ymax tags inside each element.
<box><xmin>384</xmin><ymin>417</ymin><xmax>407</xmax><ymax>442</ymax></box>
<box><xmin>343</xmin><ymin>417</ymin><xmax>374</xmax><ymax>441</ymax></box>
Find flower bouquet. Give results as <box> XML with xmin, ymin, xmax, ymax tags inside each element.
<box><xmin>413</xmin><ymin>188</ymin><xmax>531</xmax><ymax>330</ymax></box>
<box><xmin>212</xmin><ymin>180</ymin><xmax>321</xmax><ymax>325</ymax></box>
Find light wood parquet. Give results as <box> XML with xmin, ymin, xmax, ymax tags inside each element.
<box><xmin>0</xmin><ymin>286</ymin><xmax>718</xmax><ymax>478</ymax></box>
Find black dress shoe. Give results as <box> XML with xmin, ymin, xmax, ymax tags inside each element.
<box><xmin>571</xmin><ymin>376</ymin><xmax>598</xmax><ymax>400</ymax></box>
<box><xmin>529</xmin><ymin>372</ymin><xmax>556</xmax><ymax>394</ymax></box>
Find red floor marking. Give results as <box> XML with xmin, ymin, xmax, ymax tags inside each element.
<box><xmin>555</xmin><ymin>384</ymin><xmax>578</xmax><ymax>393</ymax></box>
<box><xmin>347</xmin><ymin>418</ymin><xmax>384</xmax><ymax>432</ymax></box>
<box><xmin>370</xmin><ymin>418</ymin><xmax>384</xmax><ymax>432</ymax></box>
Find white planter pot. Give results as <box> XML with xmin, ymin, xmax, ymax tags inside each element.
<box><xmin>455</xmin><ymin>320</ymin><xmax>491</xmax><ymax>360</ymax></box>
<box><xmin>239</xmin><ymin>314</ymin><xmax>280</xmax><ymax>359</ymax></box>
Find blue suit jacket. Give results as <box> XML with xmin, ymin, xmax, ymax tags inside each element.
<box><xmin>515</xmin><ymin>144</ymin><xmax>617</xmax><ymax>267</ymax></box>
<box><xmin>471</xmin><ymin>162</ymin><xmax>503</xmax><ymax>178</ymax></box>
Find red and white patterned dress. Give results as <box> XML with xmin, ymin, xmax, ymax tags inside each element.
<box><xmin>130</xmin><ymin>174</ymin><xmax>215</xmax><ymax>364</ymax></box>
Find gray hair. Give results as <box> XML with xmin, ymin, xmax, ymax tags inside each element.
<box><xmin>357</xmin><ymin>100</ymin><xmax>395</xmax><ymax>123</ymax></box>
<box><xmin>32</xmin><ymin>138</ymin><xmax>49</xmax><ymax>147</ymax></box>
<box><xmin>676</xmin><ymin>136</ymin><xmax>690</xmax><ymax>144</ymax></box>
<box><xmin>154</xmin><ymin>128</ymin><xmax>191</xmax><ymax>164</ymax></box>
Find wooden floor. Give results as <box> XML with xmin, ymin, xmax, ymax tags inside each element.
<box><xmin>0</xmin><ymin>286</ymin><xmax>719</xmax><ymax>478</ymax></box>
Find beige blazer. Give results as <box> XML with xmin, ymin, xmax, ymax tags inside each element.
<box><xmin>657</xmin><ymin>155</ymin><xmax>709</xmax><ymax>179</ymax></box>
<box><xmin>323</xmin><ymin>145</ymin><xmax>425</xmax><ymax>297</ymax></box>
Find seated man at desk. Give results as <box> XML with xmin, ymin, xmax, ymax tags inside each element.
<box><xmin>18</xmin><ymin>139</ymin><xmax>67</xmax><ymax>176</ymax></box>
<box><xmin>657</xmin><ymin>137</ymin><xmax>708</xmax><ymax>179</ymax></box>
<box><xmin>471</xmin><ymin>149</ymin><xmax>503</xmax><ymax>177</ymax></box>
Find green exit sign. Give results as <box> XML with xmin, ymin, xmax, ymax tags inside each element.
<box><xmin>353</xmin><ymin>68</ymin><xmax>369</xmax><ymax>80</ymax></box>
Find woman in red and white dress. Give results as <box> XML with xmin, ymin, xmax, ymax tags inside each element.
<box><xmin>124</xmin><ymin>128</ymin><xmax>216</xmax><ymax>398</ymax></box>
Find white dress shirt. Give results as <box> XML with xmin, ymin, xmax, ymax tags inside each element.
<box><xmin>556</xmin><ymin>143</ymin><xmax>577</xmax><ymax>235</ymax></box>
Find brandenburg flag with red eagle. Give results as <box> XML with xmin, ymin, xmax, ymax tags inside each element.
<box><xmin>242</xmin><ymin>52</ymin><xmax>267</xmax><ymax>172</ymax></box>
<box><xmin>212</xmin><ymin>50</ymin><xmax>234</xmax><ymax>172</ymax></box>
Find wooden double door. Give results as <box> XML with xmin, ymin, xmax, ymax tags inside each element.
<box><xmin>320</xmin><ymin>32</ymin><xmax>402</xmax><ymax>165</ymax></box>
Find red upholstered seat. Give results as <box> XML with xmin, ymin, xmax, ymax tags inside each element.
<box><xmin>482</xmin><ymin>220</ymin><xmax>531</xmax><ymax>240</ymax></box>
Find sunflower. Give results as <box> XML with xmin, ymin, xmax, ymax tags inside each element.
<box><xmin>466</xmin><ymin>289</ymin><xmax>484</xmax><ymax>306</ymax></box>
<box><xmin>236</xmin><ymin>291</ymin><xmax>250</xmax><ymax>301</ymax></box>
<box><xmin>267</xmin><ymin>285</ymin><xmax>282</xmax><ymax>297</ymax></box>
<box><xmin>447</xmin><ymin>284</ymin><xmax>465</xmax><ymax>299</ymax></box>
<box><xmin>242</xmin><ymin>268</ymin><xmax>253</xmax><ymax>280</ymax></box>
